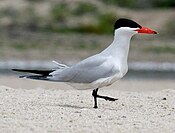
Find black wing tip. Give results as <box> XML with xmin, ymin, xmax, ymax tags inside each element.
<box><xmin>12</xmin><ymin>69</ymin><xmax>24</xmax><ymax>72</ymax></box>
<box><xmin>19</xmin><ymin>75</ymin><xmax>27</xmax><ymax>78</ymax></box>
<box><xmin>11</xmin><ymin>69</ymin><xmax>54</xmax><ymax>77</ymax></box>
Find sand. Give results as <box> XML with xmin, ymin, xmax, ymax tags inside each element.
<box><xmin>0</xmin><ymin>77</ymin><xmax>175</xmax><ymax>133</ymax></box>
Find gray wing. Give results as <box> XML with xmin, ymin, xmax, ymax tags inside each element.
<box><xmin>49</xmin><ymin>54</ymin><xmax>119</xmax><ymax>83</ymax></box>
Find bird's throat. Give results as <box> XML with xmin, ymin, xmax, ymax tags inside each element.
<box><xmin>103</xmin><ymin>32</ymin><xmax>133</xmax><ymax>62</ymax></box>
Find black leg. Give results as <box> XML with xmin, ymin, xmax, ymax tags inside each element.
<box><xmin>92</xmin><ymin>88</ymin><xmax>99</xmax><ymax>108</ymax></box>
<box><xmin>92</xmin><ymin>88</ymin><xmax>118</xmax><ymax>108</ymax></box>
<box><xmin>96</xmin><ymin>95</ymin><xmax>118</xmax><ymax>101</ymax></box>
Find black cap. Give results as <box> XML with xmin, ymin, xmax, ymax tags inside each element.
<box><xmin>114</xmin><ymin>18</ymin><xmax>141</xmax><ymax>30</ymax></box>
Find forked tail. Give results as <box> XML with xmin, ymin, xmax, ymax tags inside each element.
<box><xmin>12</xmin><ymin>69</ymin><xmax>55</xmax><ymax>80</ymax></box>
<box><xmin>12</xmin><ymin>60</ymin><xmax>69</xmax><ymax>80</ymax></box>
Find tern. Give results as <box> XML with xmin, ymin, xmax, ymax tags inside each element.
<box><xmin>12</xmin><ymin>18</ymin><xmax>157</xmax><ymax>108</ymax></box>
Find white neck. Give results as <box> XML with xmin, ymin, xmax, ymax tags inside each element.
<box><xmin>101</xmin><ymin>29</ymin><xmax>136</xmax><ymax>67</ymax></box>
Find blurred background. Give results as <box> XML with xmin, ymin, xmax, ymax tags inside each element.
<box><xmin>0</xmin><ymin>0</ymin><xmax>175</xmax><ymax>79</ymax></box>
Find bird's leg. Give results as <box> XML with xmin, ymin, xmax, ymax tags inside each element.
<box><xmin>96</xmin><ymin>95</ymin><xmax>118</xmax><ymax>101</ymax></box>
<box><xmin>92</xmin><ymin>88</ymin><xmax>118</xmax><ymax>108</ymax></box>
<box><xmin>92</xmin><ymin>88</ymin><xmax>99</xmax><ymax>108</ymax></box>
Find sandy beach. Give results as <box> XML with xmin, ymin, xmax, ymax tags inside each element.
<box><xmin>0</xmin><ymin>76</ymin><xmax>175</xmax><ymax>133</ymax></box>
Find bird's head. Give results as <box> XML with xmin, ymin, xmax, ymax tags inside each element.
<box><xmin>114</xmin><ymin>18</ymin><xmax>157</xmax><ymax>36</ymax></box>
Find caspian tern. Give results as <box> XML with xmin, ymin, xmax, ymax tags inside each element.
<box><xmin>12</xmin><ymin>18</ymin><xmax>157</xmax><ymax>108</ymax></box>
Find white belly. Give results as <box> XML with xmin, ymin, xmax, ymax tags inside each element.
<box><xmin>67</xmin><ymin>71</ymin><xmax>125</xmax><ymax>90</ymax></box>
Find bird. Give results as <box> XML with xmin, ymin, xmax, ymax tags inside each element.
<box><xmin>12</xmin><ymin>18</ymin><xmax>157</xmax><ymax>108</ymax></box>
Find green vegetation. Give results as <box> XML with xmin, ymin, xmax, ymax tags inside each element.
<box><xmin>0</xmin><ymin>7</ymin><xmax>18</xmax><ymax>18</ymax></box>
<box><xmin>11</xmin><ymin>43</ymin><xmax>27</xmax><ymax>50</ymax></box>
<box><xmin>0</xmin><ymin>0</ymin><xmax>174</xmax><ymax>35</ymax></box>
<box><xmin>11</xmin><ymin>42</ymin><xmax>46</xmax><ymax>51</ymax></box>
<box><xmin>73</xmin><ymin>2</ymin><xmax>98</xmax><ymax>15</ymax></box>
<box><xmin>51</xmin><ymin>3</ymin><xmax>69</xmax><ymax>22</ymax></box>
<box><xmin>101</xmin><ymin>0</ymin><xmax>137</xmax><ymax>8</ymax></box>
<box><xmin>69</xmin><ymin>13</ymin><xmax>117</xmax><ymax>34</ymax></box>
<box><xmin>152</xmin><ymin>0</ymin><xmax>175</xmax><ymax>8</ymax></box>
<box><xmin>47</xmin><ymin>2</ymin><xmax>117</xmax><ymax>34</ymax></box>
<box><xmin>24</xmin><ymin>7</ymin><xmax>41</xmax><ymax>31</ymax></box>
<box><xmin>97</xmin><ymin>13</ymin><xmax>117</xmax><ymax>33</ymax></box>
<box><xmin>100</xmin><ymin>0</ymin><xmax>175</xmax><ymax>8</ymax></box>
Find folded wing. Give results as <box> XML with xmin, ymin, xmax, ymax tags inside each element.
<box><xmin>49</xmin><ymin>54</ymin><xmax>119</xmax><ymax>83</ymax></box>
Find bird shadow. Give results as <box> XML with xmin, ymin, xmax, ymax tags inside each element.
<box><xmin>45</xmin><ymin>103</ymin><xmax>119</xmax><ymax>111</ymax></box>
<box><xmin>45</xmin><ymin>103</ymin><xmax>91</xmax><ymax>109</ymax></box>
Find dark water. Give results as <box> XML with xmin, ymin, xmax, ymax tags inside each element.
<box><xmin>124</xmin><ymin>70</ymin><xmax>175</xmax><ymax>80</ymax></box>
